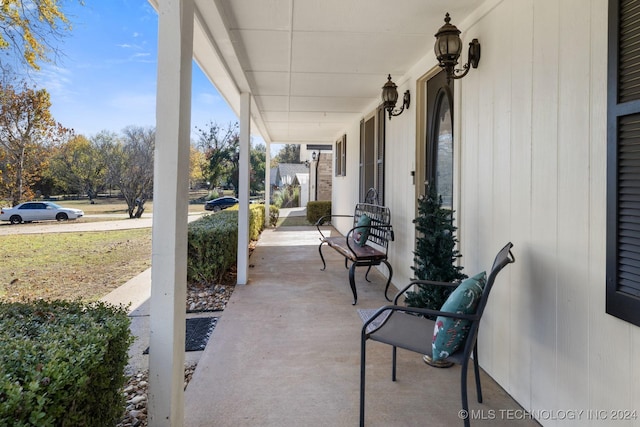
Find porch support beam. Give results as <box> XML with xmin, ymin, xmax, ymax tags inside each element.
<box><xmin>148</xmin><ymin>0</ymin><xmax>194</xmax><ymax>425</ymax></box>
<box><xmin>265</xmin><ymin>142</ymin><xmax>271</xmax><ymax>227</ymax></box>
<box><xmin>237</xmin><ymin>92</ymin><xmax>251</xmax><ymax>285</ymax></box>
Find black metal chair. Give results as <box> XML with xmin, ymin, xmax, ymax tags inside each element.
<box><xmin>359</xmin><ymin>242</ymin><xmax>515</xmax><ymax>427</ymax></box>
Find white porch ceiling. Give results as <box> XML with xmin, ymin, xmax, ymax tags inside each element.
<box><xmin>190</xmin><ymin>0</ymin><xmax>482</xmax><ymax>144</ymax></box>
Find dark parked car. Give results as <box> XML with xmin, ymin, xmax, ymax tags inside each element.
<box><xmin>204</xmin><ymin>196</ymin><xmax>239</xmax><ymax>212</ymax></box>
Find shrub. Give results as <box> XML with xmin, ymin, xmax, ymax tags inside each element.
<box><xmin>307</xmin><ymin>201</ymin><xmax>331</xmax><ymax>224</ymax></box>
<box><xmin>0</xmin><ymin>300</ymin><xmax>132</xmax><ymax>427</ymax></box>
<box><xmin>272</xmin><ymin>184</ymin><xmax>300</xmax><ymax>208</ymax></box>
<box><xmin>188</xmin><ymin>204</ymin><xmax>270</xmax><ymax>282</ymax></box>
<box><xmin>188</xmin><ymin>210</ymin><xmax>238</xmax><ymax>283</ymax></box>
<box><xmin>249</xmin><ymin>204</ymin><xmax>265</xmax><ymax>240</ymax></box>
<box><xmin>205</xmin><ymin>189</ymin><xmax>222</xmax><ymax>201</ymax></box>
<box><xmin>271</xmin><ymin>190</ymin><xmax>283</xmax><ymax>208</ymax></box>
<box><xmin>269</xmin><ymin>205</ymin><xmax>279</xmax><ymax>227</ymax></box>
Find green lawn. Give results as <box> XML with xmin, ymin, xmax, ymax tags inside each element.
<box><xmin>0</xmin><ymin>228</ymin><xmax>152</xmax><ymax>302</ymax></box>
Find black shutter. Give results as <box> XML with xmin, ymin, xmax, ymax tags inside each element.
<box><xmin>618</xmin><ymin>0</ymin><xmax>640</xmax><ymax>103</ymax></box>
<box><xmin>359</xmin><ymin>119</ymin><xmax>365</xmax><ymax>200</ymax></box>
<box><xmin>376</xmin><ymin>105</ymin><xmax>385</xmax><ymax>205</ymax></box>
<box><xmin>607</xmin><ymin>0</ymin><xmax>640</xmax><ymax>326</ymax></box>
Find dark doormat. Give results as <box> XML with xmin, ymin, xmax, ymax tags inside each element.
<box><xmin>143</xmin><ymin>317</ymin><xmax>218</xmax><ymax>354</ymax></box>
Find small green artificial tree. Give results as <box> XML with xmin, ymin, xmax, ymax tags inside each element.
<box><xmin>404</xmin><ymin>183</ymin><xmax>467</xmax><ymax>311</ymax></box>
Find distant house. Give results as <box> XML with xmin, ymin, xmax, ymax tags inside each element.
<box><xmin>270</xmin><ymin>163</ymin><xmax>309</xmax><ymax>206</ymax></box>
<box><xmin>274</xmin><ymin>163</ymin><xmax>309</xmax><ymax>188</ymax></box>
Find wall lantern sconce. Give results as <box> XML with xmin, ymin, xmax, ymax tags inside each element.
<box><xmin>312</xmin><ymin>151</ymin><xmax>317</xmax><ymax>161</ymax></box>
<box><xmin>381</xmin><ymin>74</ymin><xmax>410</xmax><ymax>120</ymax></box>
<box><xmin>434</xmin><ymin>13</ymin><xmax>481</xmax><ymax>82</ymax></box>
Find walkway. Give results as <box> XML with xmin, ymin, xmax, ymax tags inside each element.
<box><xmin>183</xmin><ymin>226</ymin><xmax>538</xmax><ymax>427</ymax></box>
<box><xmin>95</xmin><ymin>208</ymin><xmax>536</xmax><ymax>425</ymax></box>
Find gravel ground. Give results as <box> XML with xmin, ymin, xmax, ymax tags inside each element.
<box><xmin>117</xmin><ymin>279</ymin><xmax>234</xmax><ymax>427</ymax></box>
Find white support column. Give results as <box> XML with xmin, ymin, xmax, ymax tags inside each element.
<box><xmin>148</xmin><ymin>0</ymin><xmax>194</xmax><ymax>426</ymax></box>
<box><xmin>237</xmin><ymin>92</ymin><xmax>251</xmax><ymax>285</ymax></box>
<box><xmin>265</xmin><ymin>142</ymin><xmax>271</xmax><ymax>227</ymax></box>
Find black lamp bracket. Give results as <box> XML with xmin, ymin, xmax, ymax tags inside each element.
<box><xmin>450</xmin><ymin>38</ymin><xmax>481</xmax><ymax>80</ymax></box>
<box><xmin>388</xmin><ymin>90</ymin><xmax>411</xmax><ymax>119</ymax></box>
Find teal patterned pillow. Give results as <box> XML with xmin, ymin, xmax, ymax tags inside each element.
<box><xmin>353</xmin><ymin>214</ymin><xmax>371</xmax><ymax>247</ymax></box>
<box><xmin>431</xmin><ymin>272</ymin><xmax>486</xmax><ymax>361</ymax></box>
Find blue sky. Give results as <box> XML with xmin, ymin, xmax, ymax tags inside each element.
<box><xmin>34</xmin><ymin>0</ymin><xmax>240</xmax><ymax>139</ymax></box>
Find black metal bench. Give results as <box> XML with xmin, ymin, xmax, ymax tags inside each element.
<box><xmin>316</xmin><ymin>201</ymin><xmax>394</xmax><ymax>305</ymax></box>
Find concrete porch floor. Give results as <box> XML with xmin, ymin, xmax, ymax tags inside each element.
<box><xmin>184</xmin><ymin>226</ymin><xmax>539</xmax><ymax>427</ymax></box>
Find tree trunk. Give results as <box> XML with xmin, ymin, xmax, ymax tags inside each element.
<box><xmin>133</xmin><ymin>198</ymin><xmax>145</xmax><ymax>218</ymax></box>
<box><xmin>134</xmin><ymin>203</ymin><xmax>145</xmax><ymax>218</ymax></box>
<box><xmin>12</xmin><ymin>146</ymin><xmax>26</xmax><ymax>206</ymax></box>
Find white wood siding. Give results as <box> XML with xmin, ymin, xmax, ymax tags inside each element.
<box><xmin>330</xmin><ymin>0</ymin><xmax>640</xmax><ymax>424</ymax></box>
<box><xmin>456</xmin><ymin>0</ymin><xmax>640</xmax><ymax>425</ymax></box>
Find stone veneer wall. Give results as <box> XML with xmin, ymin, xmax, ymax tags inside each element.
<box><xmin>316</xmin><ymin>152</ymin><xmax>332</xmax><ymax>201</ymax></box>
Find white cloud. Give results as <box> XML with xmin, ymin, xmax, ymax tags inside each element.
<box><xmin>196</xmin><ymin>92</ymin><xmax>222</xmax><ymax>106</ymax></box>
<box><xmin>34</xmin><ymin>65</ymin><xmax>77</xmax><ymax>102</ymax></box>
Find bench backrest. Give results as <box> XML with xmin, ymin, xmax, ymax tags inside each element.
<box><xmin>353</xmin><ymin>203</ymin><xmax>393</xmax><ymax>249</ymax></box>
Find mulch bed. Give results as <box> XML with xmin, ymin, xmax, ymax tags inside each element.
<box><xmin>118</xmin><ymin>269</ymin><xmax>237</xmax><ymax>427</ymax></box>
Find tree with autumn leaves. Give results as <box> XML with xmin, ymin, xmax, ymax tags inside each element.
<box><xmin>0</xmin><ymin>82</ymin><xmax>71</xmax><ymax>205</ymax></box>
<box><xmin>0</xmin><ymin>0</ymin><xmax>81</xmax><ymax>204</ymax></box>
<box><xmin>0</xmin><ymin>82</ymin><xmax>153</xmax><ymax>217</ymax></box>
<box><xmin>195</xmin><ymin>121</ymin><xmax>266</xmax><ymax>196</ymax></box>
<box><xmin>0</xmin><ymin>2</ymin><xmax>271</xmax><ymax>214</ymax></box>
<box><xmin>0</xmin><ymin>84</ymin><xmax>267</xmax><ymax>215</ymax></box>
<box><xmin>0</xmin><ymin>0</ymin><xmax>81</xmax><ymax>76</ymax></box>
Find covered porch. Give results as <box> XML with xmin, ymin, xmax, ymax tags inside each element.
<box><xmin>145</xmin><ymin>0</ymin><xmax>632</xmax><ymax>426</ymax></box>
<box><xmin>183</xmin><ymin>226</ymin><xmax>536</xmax><ymax>426</ymax></box>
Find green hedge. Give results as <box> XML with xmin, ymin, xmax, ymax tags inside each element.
<box><xmin>0</xmin><ymin>300</ymin><xmax>132</xmax><ymax>427</ymax></box>
<box><xmin>307</xmin><ymin>201</ymin><xmax>332</xmax><ymax>224</ymax></box>
<box><xmin>187</xmin><ymin>204</ymin><xmax>272</xmax><ymax>283</ymax></box>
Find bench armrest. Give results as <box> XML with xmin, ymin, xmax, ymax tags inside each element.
<box><xmin>316</xmin><ymin>214</ymin><xmax>353</xmax><ymax>239</ymax></box>
<box><xmin>344</xmin><ymin>224</ymin><xmax>393</xmax><ymax>253</ymax></box>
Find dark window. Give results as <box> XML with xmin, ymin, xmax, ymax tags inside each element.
<box><xmin>335</xmin><ymin>134</ymin><xmax>346</xmax><ymax>177</ymax></box>
<box><xmin>359</xmin><ymin>106</ymin><xmax>385</xmax><ymax>203</ymax></box>
<box><xmin>606</xmin><ymin>0</ymin><xmax>640</xmax><ymax>326</ymax></box>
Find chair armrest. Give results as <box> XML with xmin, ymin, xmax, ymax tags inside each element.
<box><xmin>362</xmin><ymin>304</ymin><xmax>480</xmax><ymax>336</ymax></box>
<box><xmin>392</xmin><ymin>279</ymin><xmax>460</xmax><ymax>304</ymax></box>
<box><xmin>316</xmin><ymin>214</ymin><xmax>353</xmax><ymax>239</ymax></box>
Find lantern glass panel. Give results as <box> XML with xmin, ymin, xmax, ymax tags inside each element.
<box><xmin>382</xmin><ymin>86</ymin><xmax>398</xmax><ymax>104</ymax></box>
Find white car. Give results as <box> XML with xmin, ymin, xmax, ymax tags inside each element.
<box><xmin>0</xmin><ymin>201</ymin><xmax>84</xmax><ymax>224</ymax></box>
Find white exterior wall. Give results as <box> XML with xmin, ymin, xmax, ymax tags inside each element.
<box><xmin>457</xmin><ymin>0</ymin><xmax>640</xmax><ymax>423</ymax></box>
<box><xmin>331</xmin><ymin>119</ymin><xmax>361</xmax><ymax>231</ymax></box>
<box><xmin>331</xmin><ymin>0</ymin><xmax>640</xmax><ymax>424</ymax></box>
